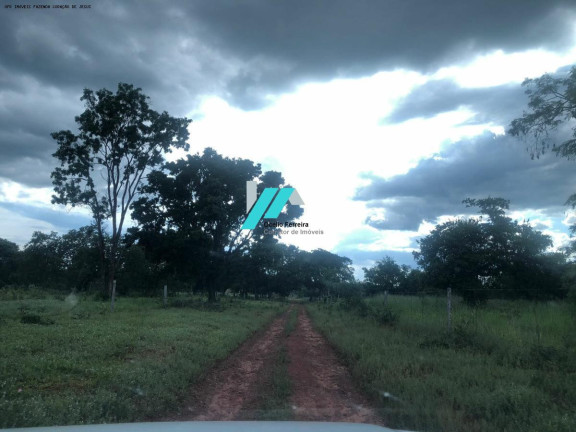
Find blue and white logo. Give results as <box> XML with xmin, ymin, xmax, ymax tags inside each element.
<box><xmin>242</xmin><ymin>181</ymin><xmax>304</xmax><ymax>229</ymax></box>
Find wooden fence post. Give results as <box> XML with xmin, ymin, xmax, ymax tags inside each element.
<box><xmin>163</xmin><ymin>284</ymin><xmax>168</xmax><ymax>307</ymax></box>
<box><xmin>384</xmin><ymin>290</ymin><xmax>388</xmax><ymax>305</ymax></box>
<box><xmin>111</xmin><ymin>280</ymin><xmax>116</xmax><ymax>312</ymax></box>
<box><xmin>447</xmin><ymin>286</ymin><xmax>452</xmax><ymax>331</ymax></box>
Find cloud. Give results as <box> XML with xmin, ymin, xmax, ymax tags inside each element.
<box><xmin>354</xmin><ymin>131</ymin><xmax>576</xmax><ymax>230</ymax></box>
<box><xmin>0</xmin><ymin>201</ymin><xmax>91</xmax><ymax>232</ymax></box>
<box><xmin>2</xmin><ymin>1</ymin><xmax>575</xmax><ymax>111</ymax></box>
<box><xmin>1</xmin><ymin>0</ymin><xmax>575</xmax><ymax>189</ymax></box>
<box><xmin>384</xmin><ymin>79</ymin><xmax>526</xmax><ymax>125</ymax></box>
<box><xmin>384</xmin><ymin>61</ymin><xmax>576</xmax><ymax>126</ymax></box>
<box><xmin>185</xmin><ymin>0</ymin><xmax>576</xmax><ymax>109</ymax></box>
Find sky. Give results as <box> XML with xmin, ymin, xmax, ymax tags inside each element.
<box><xmin>2</xmin><ymin>0</ymin><xmax>576</xmax><ymax>278</ymax></box>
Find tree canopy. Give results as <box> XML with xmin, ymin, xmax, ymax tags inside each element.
<box><xmin>413</xmin><ymin>197</ymin><xmax>564</xmax><ymax>304</ymax></box>
<box><xmin>129</xmin><ymin>147</ymin><xmax>304</xmax><ymax>300</ymax></box>
<box><xmin>508</xmin><ymin>66</ymin><xmax>576</xmax><ymax>161</ymax></box>
<box><xmin>51</xmin><ymin>83</ymin><xmax>191</xmax><ymax>296</ymax></box>
<box><xmin>363</xmin><ymin>256</ymin><xmax>407</xmax><ymax>295</ymax></box>
<box><xmin>508</xmin><ymin>66</ymin><xmax>576</xmax><ymax>258</ymax></box>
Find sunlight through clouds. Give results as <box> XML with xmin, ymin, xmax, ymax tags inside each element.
<box><xmin>434</xmin><ymin>47</ymin><xmax>576</xmax><ymax>88</ymax></box>
<box><xmin>173</xmin><ymin>48</ymin><xmax>576</xmax><ymax>261</ymax></box>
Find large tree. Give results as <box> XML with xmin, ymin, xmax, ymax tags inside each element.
<box><xmin>363</xmin><ymin>256</ymin><xmax>407</xmax><ymax>295</ymax></box>
<box><xmin>130</xmin><ymin>148</ymin><xmax>303</xmax><ymax>301</ymax></box>
<box><xmin>414</xmin><ymin>197</ymin><xmax>563</xmax><ymax>304</ymax></box>
<box><xmin>414</xmin><ymin>218</ymin><xmax>488</xmax><ymax>304</ymax></box>
<box><xmin>297</xmin><ymin>249</ymin><xmax>354</xmax><ymax>300</ymax></box>
<box><xmin>51</xmin><ymin>83</ymin><xmax>190</xmax><ymax>297</ymax></box>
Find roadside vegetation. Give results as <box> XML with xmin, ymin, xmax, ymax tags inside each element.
<box><xmin>0</xmin><ymin>292</ymin><xmax>285</xmax><ymax>428</ymax></box>
<box><xmin>308</xmin><ymin>295</ymin><xmax>576</xmax><ymax>432</ymax></box>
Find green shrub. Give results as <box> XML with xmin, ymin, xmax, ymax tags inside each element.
<box><xmin>20</xmin><ymin>314</ymin><xmax>55</xmax><ymax>326</ymax></box>
<box><xmin>339</xmin><ymin>296</ymin><xmax>399</xmax><ymax>326</ymax></box>
<box><xmin>168</xmin><ymin>296</ymin><xmax>226</xmax><ymax>311</ymax></box>
<box><xmin>370</xmin><ymin>303</ymin><xmax>399</xmax><ymax>326</ymax></box>
<box><xmin>339</xmin><ymin>296</ymin><xmax>370</xmax><ymax>316</ymax></box>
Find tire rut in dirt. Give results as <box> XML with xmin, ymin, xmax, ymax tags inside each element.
<box><xmin>161</xmin><ymin>308</ymin><xmax>291</xmax><ymax>421</ymax></box>
<box><xmin>286</xmin><ymin>306</ymin><xmax>383</xmax><ymax>425</ymax></box>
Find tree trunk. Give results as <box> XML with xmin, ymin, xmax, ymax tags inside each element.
<box><xmin>108</xmin><ymin>238</ymin><xmax>119</xmax><ymax>299</ymax></box>
<box><xmin>108</xmin><ymin>263</ymin><xmax>116</xmax><ymax>299</ymax></box>
<box><xmin>94</xmin><ymin>214</ymin><xmax>109</xmax><ymax>297</ymax></box>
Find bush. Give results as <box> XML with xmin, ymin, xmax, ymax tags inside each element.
<box><xmin>370</xmin><ymin>304</ymin><xmax>399</xmax><ymax>326</ymax></box>
<box><xmin>0</xmin><ymin>285</ymin><xmax>51</xmax><ymax>301</ymax></box>
<box><xmin>168</xmin><ymin>296</ymin><xmax>226</xmax><ymax>311</ymax></box>
<box><xmin>20</xmin><ymin>314</ymin><xmax>55</xmax><ymax>325</ymax></box>
<box><xmin>340</xmin><ymin>296</ymin><xmax>370</xmax><ymax>317</ymax></box>
<box><xmin>339</xmin><ymin>296</ymin><xmax>398</xmax><ymax>326</ymax></box>
<box><xmin>91</xmin><ymin>290</ymin><xmax>109</xmax><ymax>302</ymax></box>
<box><xmin>523</xmin><ymin>344</ymin><xmax>569</xmax><ymax>371</ymax></box>
<box><xmin>419</xmin><ymin>323</ymin><xmax>496</xmax><ymax>353</ymax></box>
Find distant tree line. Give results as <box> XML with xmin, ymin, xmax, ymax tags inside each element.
<box><xmin>0</xmin><ymin>194</ymin><xmax>571</xmax><ymax>304</ymax></box>
<box><xmin>0</xmin><ymin>229</ymin><xmax>356</xmax><ymax>300</ymax></box>
<box><xmin>0</xmin><ymin>194</ymin><xmax>573</xmax><ymax>304</ymax></box>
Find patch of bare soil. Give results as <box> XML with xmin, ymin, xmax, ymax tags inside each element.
<box><xmin>286</xmin><ymin>306</ymin><xmax>382</xmax><ymax>424</ymax></box>
<box><xmin>161</xmin><ymin>310</ymin><xmax>290</xmax><ymax>421</ymax></box>
<box><xmin>161</xmin><ymin>304</ymin><xmax>382</xmax><ymax>425</ymax></box>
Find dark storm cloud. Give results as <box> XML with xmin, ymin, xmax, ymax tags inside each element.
<box><xmin>355</xmin><ymin>132</ymin><xmax>576</xmax><ymax>231</ymax></box>
<box><xmin>0</xmin><ymin>0</ymin><xmax>252</xmax><ymax>187</ymax></box>
<box><xmin>0</xmin><ymin>201</ymin><xmax>91</xmax><ymax>231</ymax></box>
<box><xmin>0</xmin><ymin>82</ymin><xmax>83</xmax><ymax>186</ymax></box>
<box><xmin>2</xmin><ymin>0</ymin><xmax>575</xmax><ymax>109</ymax></box>
<box><xmin>184</xmin><ymin>0</ymin><xmax>576</xmax><ymax>109</ymax></box>
<box><xmin>1</xmin><ymin>0</ymin><xmax>575</xmax><ymax>188</ymax></box>
<box><xmin>384</xmin><ymin>80</ymin><xmax>527</xmax><ymax>125</ymax></box>
<box><xmin>0</xmin><ymin>155</ymin><xmax>55</xmax><ymax>187</ymax></box>
<box><xmin>0</xmin><ymin>2</ymin><xmax>233</xmax><ymax>112</ymax></box>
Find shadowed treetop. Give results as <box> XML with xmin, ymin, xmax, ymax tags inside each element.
<box><xmin>508</xmin><ymin>66</ymin><xmax>576</xmax><ymax>160</ymax></box>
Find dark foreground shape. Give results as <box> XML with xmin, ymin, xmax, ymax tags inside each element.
<box><xmin>1</xmin><ymin>420</ymin><xmax>412</xmax><ymax>432</ymax></box>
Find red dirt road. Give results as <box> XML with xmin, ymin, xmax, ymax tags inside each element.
<box><xmin>287</xmin><ymin>307</ymin><xmax>380</xmax><ymax>423</ymax></box>
<box><xmin>163</xmin><ymin>312</ymin><xmax>289</xmax><ymax>420</ymax></box>
<box><xmin>163</xmin><ymin>305</ymin><xmax>382</xmax><ymax>424</ymax></box>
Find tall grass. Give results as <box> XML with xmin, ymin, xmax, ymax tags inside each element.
<box><xmin>308</xmin><ymin>295</ymin><xmax>576</xmax><ymax>432</ymax></box>
<box><xmin>0</xmin><ymin>293</ymin><xmax>285</xmax><ymax>427</ymax></box>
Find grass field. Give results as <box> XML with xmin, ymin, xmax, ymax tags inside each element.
<box><xmin>307</xmin><ymin>295</ymin><xmax>576</xmax><ymax>432</ymax></box>
<box><xmin>3</xmin><ymin>287</ymin><xmax>575</xmax><ymax>431</ymax></box>
<box><xmin>0</xmin><ymin>291</ymin><xmax>285</xmax><ymax>428</ymax></box>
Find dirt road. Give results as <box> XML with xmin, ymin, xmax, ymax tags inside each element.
<box><xmin>162</xmin><ymin>305</ymin><xmax>382</xmax><ymax>424</ymax></box>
